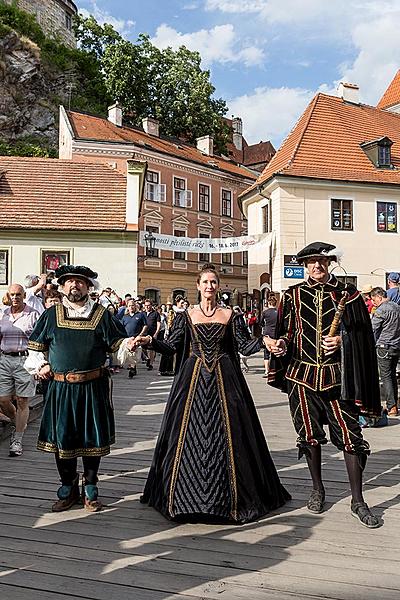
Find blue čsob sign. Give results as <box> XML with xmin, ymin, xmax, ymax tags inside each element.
<box><xmin>283</xmin><ymin>266</ymin><xmax>304</xmax><ymax>279</ymax></box>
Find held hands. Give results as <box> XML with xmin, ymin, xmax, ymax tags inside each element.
<box><xmin>127</xmin><ymin>335</ymin><xmax>151</xmax><ymax>351</ymax></box>
<box><xmin>322</xmin><ymin>335</ymin><xmax>341</xmax><ymax>355</ymax></box>
<box><xmin>263</xmin><ymin>336</ymin><xmax>287</xmax><ymax>356</ymax></box>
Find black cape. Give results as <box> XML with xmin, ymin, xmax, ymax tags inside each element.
<box><xmin>269</xmin><ymin>281</ymin><xmax>381</xmax><ymax>417</ymax></box>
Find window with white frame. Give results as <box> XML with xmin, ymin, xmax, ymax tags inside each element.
<box><xmin>221</xmin><ymin>252</ymin><xmax>232</xmax><ymax>265</ymax></box>
<box><xmin>174</xmin><ymin>177</ymin><xmax>192</xmax><ymax>208</ymax></box>
<box><xmin>0</xmin><ymin>250</ymin><xmax>9</xmax><ymax>285</ymax></box>
<box><xmin>145</xmin><ymin>171</ymin><xmax>166</xmax><ymax>203</ymax></box>
<box><xmin>41</xmin><ymin>250</ymin><xmax>70</xmax><ymax>273</ymax></box>
<box><xmin>199</xmin><ymin>184</ymin><xmax>210</xmax><ymax>212</ymax></box>
<box><xmin>221</xmin><ymin>189</ymin><xmax>232</xmax><ymax>217</ymax></box>
<box><xmin>331</xmin><ymin>199</ymin><xmax>353</xmax><ymax>230</ymax></box>
<box><xmin>377</xmin><ymin>201</ymin><xmax>397</xmax><ymax>233</ymax></box>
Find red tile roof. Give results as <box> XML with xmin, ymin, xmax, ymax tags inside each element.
<box><xmin>242</xmin><ymin>93</ymin><xmax>400</xmax><ymax>197</ymax></box>
<box><xmin>242</xmin><ymin>141</ymin><xmax>275</xmax><ymax>167</ymax></box>
<box><xmin>67</xmin><ymin>111</ymin><xmax>256</xmax><ymax>181</ymax></box>
<box><xmin>377</xmin><ymin>70</ymin><xmax>400</xmax><ymax>110</ymax></box>
<box><xmin>0</xmin><ymin>157</ymin><xmax>129</xmax><ymax>231</ymax></box>
<box><xmin>224</xmin><ymin>118</ymin><xmax>275</xmax><ymax>169</ymax></box>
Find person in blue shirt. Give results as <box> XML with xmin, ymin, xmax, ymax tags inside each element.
<box><xmin>116</xmin><ymin>294</ymin><xmax>133</xmax><ymax>320</ymax></box>
<box><xmin>121</xmin><ymin>300</ymin><xmax>148</xmax><ymax>377</ymax></box>
<box><xmin>387</xmin><ymin>272</ymin><xmax>400</xmax><ymax>305</ymax></box>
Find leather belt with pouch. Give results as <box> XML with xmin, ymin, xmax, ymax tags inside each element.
<box><xmin>53</xmin><ymin>367</ymin><xmax>107</xmax><ymax>383</ymax></box>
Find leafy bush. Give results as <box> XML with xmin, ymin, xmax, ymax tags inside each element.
<box><xmin>0</xmin><ymin>137</ymin><xmax>57</xmax><ymax>158</ymax></box>
<box><xmin>0</xmin><ymin>0</ymin><xmax>45</xmax><ymax>45</ymax></box>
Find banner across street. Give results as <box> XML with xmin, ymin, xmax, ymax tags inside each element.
<box><xmin>139</xmin><ymin>232</ymin><xmax>273</xmax><ymax>254</ymax></box>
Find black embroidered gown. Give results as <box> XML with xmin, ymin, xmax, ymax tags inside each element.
<box><xmin>141</xmin><ymin>311</ymin><xmax>290</xmax><ymax>523</ymax></box>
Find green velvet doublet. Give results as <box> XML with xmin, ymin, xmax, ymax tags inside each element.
<box><xmin>28</xmin><ymin>303</ymin><xmax>127</xmax><ymax>458</ymax></box>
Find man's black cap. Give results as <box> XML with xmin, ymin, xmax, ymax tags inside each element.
<box><xmin>55</xmin><ymin>265</ymin><xmax>98</xmax><ymax>286</ymax></box>
<box><xmin>296</xmin><ymin>242</ymin><xmax>337</xmax><ymax>264</ymax></box>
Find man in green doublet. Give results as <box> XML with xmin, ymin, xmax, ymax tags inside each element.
<box><xmin>25</xmin><ymin>265</ymin><xmax>134</xmax><ymax>512</ymax></box>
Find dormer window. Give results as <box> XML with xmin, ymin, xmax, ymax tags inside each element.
<box><xmin>378</xmin><ymin>143</ymin><xmax>391</xmax><ymax>167</ymax></box>
<box><xmin>360</xmin><ymin>136</ymin><xmax>393</xmax><ymax>168</ymax></box>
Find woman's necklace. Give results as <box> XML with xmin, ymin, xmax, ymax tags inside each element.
<box><xmin>199</xmin><ymin>303</ymin><xmax>218</xmax><ymax>318</ymax></box>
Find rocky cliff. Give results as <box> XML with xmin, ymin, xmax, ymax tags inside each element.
<box><xmin>0</xmin><ymin>30</ymin><xmax>70</xmax><ymax>148</ymax></box>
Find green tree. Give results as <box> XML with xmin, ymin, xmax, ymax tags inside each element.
<box><xmin>102</xmin><ymin>34</ymin><xmax>229</xmax><ymax>151</ymax></box>
<box><xmin>73</xmin><ymin>13</ymin><xmax>122</xmax><ymax>60</ymax></box>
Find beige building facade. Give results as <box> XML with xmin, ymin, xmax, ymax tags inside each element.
<box><xmin>243</xmin><ymin>178</ymin><xmax>400</xmax><ymax>295</ymax></box>
<box><xmin>241</xmin><ymin>79</ymin><xmax>400</xmax><ymax>296</ymax></box>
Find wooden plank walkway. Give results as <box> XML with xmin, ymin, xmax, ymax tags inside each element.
<box><xmin>1</xmin><ymin>352</ymin><xmax>400</xmax><ymax>600</ymax></box>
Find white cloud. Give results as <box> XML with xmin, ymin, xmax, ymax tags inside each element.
<box><xmin>151</xmin><ymin>23</ymin><xmax>265</xmax><ymax>67</ymax></box>
<box><xmin>79</xmin><ymin>1</ymin><xmax>135</xmax><ymax>37</ymax></box>
<box><xmin>338</xmin><ymin>12</ymin><xmax>400</xmax><ymax>105</ymax></box>
<box><xmin>205</xmin><ymin>0</ymin><xmax>346</xmax><ymax>23</ymax></box>
<box><xmin>205</xmin><ymin>0</ymin><xmax>397</xmax><ymax>34</ymax></box>
<box><xmin>229</xmin><ymin>86</ymin><xmax>314</xmax><ymax>146</ymax></box>
<box><xmin>205</xmin><ymin>0</ymin><xmax>266</xmax><ymax>12</ymax></box>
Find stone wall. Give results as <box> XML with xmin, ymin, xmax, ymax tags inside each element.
<box><xmin>4</xmin><ymin>0</ymin><xmax>77</xmax><ymax>48</ymax></box>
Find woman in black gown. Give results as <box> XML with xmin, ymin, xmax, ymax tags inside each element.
<box><xmin>136</xmin><ymin>264</ymin><xmax>290</xmax><ymax>523</ymax></box>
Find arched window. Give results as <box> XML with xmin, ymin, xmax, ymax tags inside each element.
<box><xmin>144</xmin><ymin>288</ymin><xmax>161</xmax><ymax>305</ymax></box>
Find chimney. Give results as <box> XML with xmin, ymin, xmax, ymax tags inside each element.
<box><xmin>337</xmin><ymin>82</ymin><xmax>360</xmax><ymax>104</ymax></box>
<box><xmin>142</xmin><ymin>117</ymin><xmax>159</xmax><ymax>137</ymax></box>
<box><xmin>196</xmin><ymin>135</ymin><xmax>214</xmax><ymax>156</ymax></box>
<box><xmin>108</xmin><ymin>102</ymin><xmax>123</xmax><ymax>127</ymax></box>
<box><xmin>232</xmin><ymin>116</ymin><xmax>243</xmax><ymax>151</ymax></box>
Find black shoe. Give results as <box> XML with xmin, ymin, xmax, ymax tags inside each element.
<box><xmin>147</xmin><ymin>364</ymin><xmax>153</xmax><ymax>371</ymax></box>
<box><xmin>351</xmin><ymin>501</ymin><xmax>380</xmax><ymax>528</ymax></box>
<box><xmin>307</xmin><ymin>489</ymin><xmax>325</xmax><ymax>513</ymax></box>
<box><xmin>128</xmin><ymin>367</ymin><xmax>137</xmax><ymax>378</ymax></box>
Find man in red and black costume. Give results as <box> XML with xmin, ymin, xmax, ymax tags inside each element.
<box><xmin>267</xmin><ymin>242</ymin><xmax>381</xmax><ymax>528</ymax></box>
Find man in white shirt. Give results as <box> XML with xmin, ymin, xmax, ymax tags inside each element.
<box><xmin>24</xmin><ymin>274</ymin><xmax>46</xmax><ymax>315</ymax></box>
<box><xmin>0</xmin><ymin>284</ymin><xmax>39</xmax><ymax>456</ymax></box>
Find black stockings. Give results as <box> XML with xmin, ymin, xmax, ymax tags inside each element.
<box><xmin>55</xmin><ymin>454</ymin><xmax>101</xmax><ymax>486</ymax></box>
<box><xmin>344</xmin><ymin>451</ymin><xmax>366</xmax><ymax>504</ymax></box>
<box><xmin>305</xmin><ymin>445</ymin><xmax>324</xmax><ymax>492</ymax></box>
<box><xmin>305</xmin><ymin>445</ymin><xmax>367</xmax><ymax>502</ymax></box>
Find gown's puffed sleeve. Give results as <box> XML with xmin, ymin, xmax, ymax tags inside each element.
<box><xmin>150</xmin><ymin>312</ymin><xmax>186</xmax><ymax>356</ymax></box>
<box><xmin>232</xmin><ymin>314</ymin><xmax>264</xmax><ymax>356</ymax></box>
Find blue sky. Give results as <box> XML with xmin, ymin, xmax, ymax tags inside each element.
<box><xmin>77</xmin><ymin>0</ymin><xmax>400</xmax><ymax>147</ymax></box>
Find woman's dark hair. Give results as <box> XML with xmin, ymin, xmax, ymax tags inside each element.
<box><xmin>196</xmin><ymin>263</ymin><xmax>220</xmax><ymax>284</ymax></box>
<box><xmin>44</xmin><ymin>289</ymin><xmax>62</xmax><ymax>301</ymax></box>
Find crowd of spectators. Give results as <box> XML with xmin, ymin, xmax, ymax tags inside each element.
<box><xmin>2</xmin><ymin>268</ymin><xmax>400</xmax><ymax>458</ymax></box>
<box><xmin>361</xmin><ymin>272</ymin><xmax>400</xmax><ymax>420</ymax></box>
